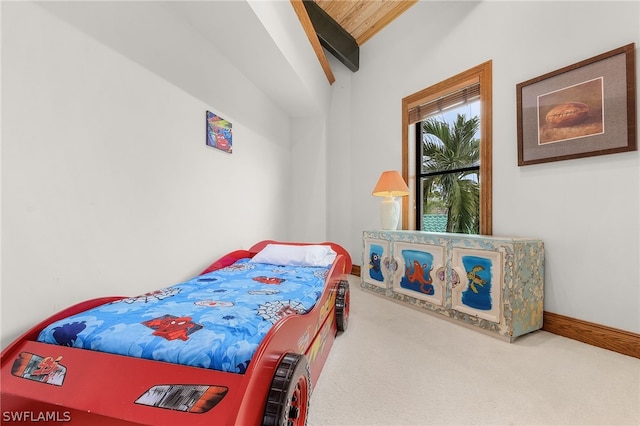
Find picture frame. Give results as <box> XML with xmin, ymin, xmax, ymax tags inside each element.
<box><xmin>516</xmin><ymin>43</ymin><xmax>636</xmax><ymax>166</ymax></box>
<box><xmin>206</xmin><ymin>111</ymin><xmax>233</xmax><ymax>154</ymax></box>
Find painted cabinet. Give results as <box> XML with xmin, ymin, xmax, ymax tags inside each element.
<box><xmin>361</xmin><ymin>231</ymin><xmax>544</xmax><ymax>341</ymax></box>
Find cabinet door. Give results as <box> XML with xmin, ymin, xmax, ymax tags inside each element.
<box><xmin>392</xmin><ymin>241</ymin><xmax>445</xmax><ymax>306</ymax></box>
<box><xmin>362</xmin><ymin>237</ymin><xmax>391</xmax><ymax>288</ymax></box>
<box><xmin>451</xmin><ymin>248</ymin><xmax>503</xmax><ymax>323</ymax></box>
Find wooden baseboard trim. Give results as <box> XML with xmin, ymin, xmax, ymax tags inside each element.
<box><xmin>350</xmin><ymin>264</ymin><xmax>361</xmax><ymax>276</ymax></box>
<box><xmin>543</xmin><ymin>311</ymin><xmax>639</xmax><ymax>359</ymax></box>
<box><xmin>350</xmin><ymin>266</ymin><xmax>638</xmax><ymax>358</ymax></box>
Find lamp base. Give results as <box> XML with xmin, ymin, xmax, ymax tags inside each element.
<box><xmin>379</xmin><ymin>197</ymin><xmax>400</xmax><ymax>230</ymax></box>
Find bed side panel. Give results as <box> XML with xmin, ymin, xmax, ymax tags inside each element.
<box><xmin>1</xmin><ymin>341</ymin><xmax>246</xmax><ymax>426</ymax></box>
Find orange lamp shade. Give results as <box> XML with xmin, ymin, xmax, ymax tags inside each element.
<box><xmin>372</xmin><ymin>170</ymin><xmax>409</xmax><ymax>197</ymax></box>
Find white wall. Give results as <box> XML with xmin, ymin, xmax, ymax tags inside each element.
<box><xmin>337</xmin><ymin>1</ymin><xmax>640</xmax><ymax>333</ymax></box>
<box><xmin>0</xmin><ymin>2</ymin><xmax>303</xmax><ymax>347</ymax></box>
<box><xmin>289</xmin><ymin>117</ymin><xmax>328</xmax><ymax>241</ymax></box>
<box><xmin>327</xmin><ymin>57</ymin><xmax>354</xmax><ymax>244</ymax></box>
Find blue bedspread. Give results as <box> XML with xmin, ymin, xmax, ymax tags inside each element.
<box><xmin>37</xmin><ymin>259</ymin><xmax>328</xmax><ymax>373</ymax></box>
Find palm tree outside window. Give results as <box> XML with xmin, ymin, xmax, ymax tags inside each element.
<box><xmin>418</xmin><ymin>110</ymin><xmax>480</xmax><ymax>233</ymax></box>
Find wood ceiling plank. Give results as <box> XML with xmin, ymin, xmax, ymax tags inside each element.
<box><xmin>339</xmin><ymin>0</ymin><xmax>380</xmax><ymax>33</ymax></box>
<box><xmin>343</xmin><ymin>0</ymin><xmax>389</xmax><ymax>42</ymax></box>
<box><xmin>314</xmin><ymin>0</ymin><xmax>359</xmax><ymax>24</ymax></box>
<box><xmin>313</xmin><ymin>0</ymin><xmax>418</xmax><ymax>46</ymax></box>
<box><xmin>354</xmin><ymin>0</ymin><xmax>417</xmax><ymax>45</ymax></box>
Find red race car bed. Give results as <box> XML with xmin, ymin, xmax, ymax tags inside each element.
<box><xmin>1</xmin><ymin>240</ymin><xmax>352</xmax><ymax>426</ymax></box>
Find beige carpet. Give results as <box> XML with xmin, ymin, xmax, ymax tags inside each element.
<box><xmin>308</xmin><ymin>276</ymin><xmax>640</xmax><ymax>426</ymax></box>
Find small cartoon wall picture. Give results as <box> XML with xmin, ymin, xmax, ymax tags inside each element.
<box><xmin>206</xmin><ymin>111</ymin><xmax>232</xmax><ymax>154</ymax></box>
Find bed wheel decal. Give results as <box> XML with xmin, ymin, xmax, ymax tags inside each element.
<box><xmin>335</xmin><ymin>280</ymin><xmax>350</xmax><ymax>333</ymax></box>
<box><xmin>262</xmin><ymin>353</ymin><xmax>310</xmax><ymax>426</ymax></box>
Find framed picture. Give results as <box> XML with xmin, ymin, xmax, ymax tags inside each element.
<box><xmin>517</xmin><ymin>43</ymin><xmax>636</xmax><ymax>166</ymax></box>
<box><xmin>206</xmin><ymin>111</ymin><xmax>232</xmax><ymax>154</ymax></box>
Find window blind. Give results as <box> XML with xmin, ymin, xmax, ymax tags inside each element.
<box><xmin>408</xmin><ymin>82</ymin><xmax>480</xmax><ymax>124</ymax></box>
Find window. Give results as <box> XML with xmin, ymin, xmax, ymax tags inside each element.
<box><xmin>402</xmin><ymin>61</ymin><xmax>492</xmax><ymax>235</ymax></box>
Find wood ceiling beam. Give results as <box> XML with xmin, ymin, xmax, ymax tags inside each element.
<box><xmin>302</xmin><ymin>0</ymin><xmax>359</xmax><ymax>73</ymax></box>
<box><xmin>290</xmin><ymin>0</ymin><xmax>336</xmax><ymax>85</ymax></box>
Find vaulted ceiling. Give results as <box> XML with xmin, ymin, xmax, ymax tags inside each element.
<box><xmin>291</xmin><ymin>0</ymin><xmax>418</xmax><ymax>83</ymax></box>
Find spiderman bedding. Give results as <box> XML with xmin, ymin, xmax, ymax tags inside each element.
<box><xmin>36</xmin><ymin>259</ymin><xmax>328</xmax><ymax>374</ymax></box>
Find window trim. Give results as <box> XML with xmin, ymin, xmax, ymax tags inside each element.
<box><xmin>402</xmin><ymin>61</ymin><xmax>493</xmax><ymax>234</ymax></box>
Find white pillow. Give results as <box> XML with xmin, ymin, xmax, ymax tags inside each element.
<box><xmin>250</xmin><ymin>244</ymin><xmax>337</xmax><ymax>267</ymax></box>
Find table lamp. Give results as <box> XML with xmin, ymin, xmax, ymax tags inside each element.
<box><xmin>372</xmin><ymin>170</ymin><xmax>410</xmax><ymax>230</ymax></box>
